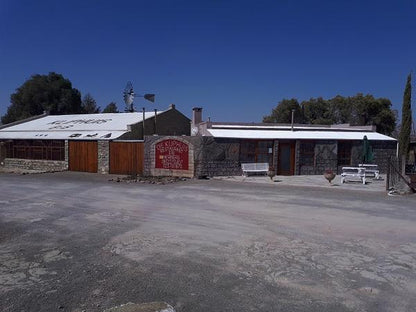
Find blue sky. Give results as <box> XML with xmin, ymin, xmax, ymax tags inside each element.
<box><xmin>0</xmin><ymin>0</ymin><xmax>415</xmax><ymax>124</ymax></box>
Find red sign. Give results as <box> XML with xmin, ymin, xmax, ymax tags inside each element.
<box><xmin>155</xmin><ymin>139</ymin><xmax>189</xmax><ymax>170</ymax></box>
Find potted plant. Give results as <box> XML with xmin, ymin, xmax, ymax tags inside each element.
<box><xmin>324</xmin><ymin>168</ymin><xmax>336</xmax><ymax>184</ymax></box>
<box><xmin>268</xmin><ymin>166</ymin><xmax>275</xmax><ymax>181</ymax></box>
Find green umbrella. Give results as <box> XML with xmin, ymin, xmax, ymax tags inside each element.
<box><xmin>362</xmin><ymin>135</ymin><xmax>374</xmax><ymax>163</ymax></box>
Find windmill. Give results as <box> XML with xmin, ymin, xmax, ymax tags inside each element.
<box><xmin>123</xmin><ymin>81</ymin><xmax>155</xmax><ymax>112</ymax></box>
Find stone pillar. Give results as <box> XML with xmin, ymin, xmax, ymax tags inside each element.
<box><xmin>64</xmin><ymin>140</ymin><xmax>69</xmax><ymax>162</ymax></box>
<box><xmin>97</xmin><ymin>140</ymin><xmax>109</xmax><ymax>174</ymax></box>
<box><xmin>295</xmin><ymin>140</ymin><xmax>300</xmax><ymax>175</ymax></box>
<box><xmin>273</xmin><ymin>140</ymin><xmax>279</xmax><ymax>175</ymax></box>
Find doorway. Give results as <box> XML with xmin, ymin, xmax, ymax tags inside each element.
<box><xmin>278</xmin><ymin>142</ymin><xmax>295</xmax><ymax>175</ymax></box>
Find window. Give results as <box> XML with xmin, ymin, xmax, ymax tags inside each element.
<box><xmin>240</xmin><ymin>140</ymin><xmax>273</xmax><ymax>165</ymax></box>
<box><xmin>299</xmin><ymin>141</ymin><xmax>315</xmax><ymax>166</ymax></box>
<box><xmin>338</xmin><ymin>141</ymin><xmax>352</xmax><ymax>166</ymax></box>
<box><xmin>6</xmin><ymin>140</ymin><xmax>65</xmax><ymax>161</ymax></box>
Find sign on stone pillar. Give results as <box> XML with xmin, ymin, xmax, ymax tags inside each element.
<box><xmin>151</xmin><ymin>138</ymin><xmax>194</xmax><ymax>177</ymax></box>
<box><xmin>155</xmin><ymin>139</ymin><xmax>189</xmax><ymax>170</ymax></box>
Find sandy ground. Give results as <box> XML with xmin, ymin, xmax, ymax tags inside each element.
<box><xmin>1</xmin><ymin>171</ymin><xmax>416</xmax><ymax>312</ymax></box>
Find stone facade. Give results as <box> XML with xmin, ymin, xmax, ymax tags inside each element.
<box><xmin>97</xmin><ymin>140</ymin><xmax>109</xmax><ymax>174</ymax></box>
<box><xmin>144</xmin><ymin>136</ymin><xmax>242</xmax><ymax>178</ymax></box>
<box><xmin>3</xmin><ymin>158</ymin><xmax>67</xmax><ymax>172</ymax></box>
<box><xmin>145</xmin><ymin>136</ymin><xmax>194</xmax><ymax>178</ymax></box>
<box><xmin>369</xmin><ymin>141</ymin><xmax>397</xmax><ymax>173</ymax></box>
<box><xmin>298</xmin><ymin>140</ymin><xmax>337</xmax><ymax>175</ymax></box>
<box><xmin>193</xmin><ymin>137</ymin><xmax>241</xmax><ymax>177</ymax></box>
<box><xmin>1</xmin><ymin>140</ymin><xmax>69</xmax><ymax>172</ymax></box>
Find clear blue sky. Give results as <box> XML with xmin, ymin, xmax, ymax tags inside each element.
<box><xmin>1</xmin><ymin>0</ymin><xmax>415</xmax><ymax>124</ymax></box>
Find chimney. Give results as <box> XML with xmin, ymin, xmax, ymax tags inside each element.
<box><xmin>169</xmin><ymin>104</ymin><xmax>176</xmax><ymax>110</ymax></box>
<box><xmin>192</xmin><ymin>107</ymin><xmax>203</xmax><ymax>125</ymax></box>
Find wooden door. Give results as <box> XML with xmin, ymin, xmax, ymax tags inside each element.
<box><xmin>278</xmin><ymin>142</ymin><xmax>295</xmax><ymax>175</ymax></box>
<box><xmin>68</xmin><ymin>141</ymin><xmax>98</xmax><ymax>173</ymax></box>
<box><xmin>109</xmin><ymin>142</ymin><xmax>144</xmax><ymax>175</ymax></box>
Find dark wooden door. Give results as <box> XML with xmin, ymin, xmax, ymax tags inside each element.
<box><xmin>109</xmin><ymin>142</ymin><xmax>144</xmax><ymax>175</ymax></box>
<box><xmin>278</xmin><ymin>142</ymin><xmax>295</xmax><ymax>175</ymax></box>
<box><xmin>69</xmin><ymin>141</ymin><xmax>98</xmax><ymax>173</ymax></box>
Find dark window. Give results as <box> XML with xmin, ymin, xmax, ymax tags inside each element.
<box><xmin>5</xmin><ymin>140</ymin><xmax>65</xmax><ymax>161</ymax></box>
<box><xmin>338</xmin><ymin>141</ymin><xmax>352</xmax><ymax>166</ymax></box>
<box><xmin>299</xmin><ymin>141</ymin><xmax>315</xmax><ymax>166</ymax></box>
<box><xmin>240</xmin><ymin>140</ymin><xmax>273</xmax><ymax>165</ymax></box>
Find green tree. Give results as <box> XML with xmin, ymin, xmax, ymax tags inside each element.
<box><xmin>102</xmin><ymin>102</ymin><xmax>119</xmax><ymax>113</ymax></box>
<box><xmin>81</xmin><ymin>93</ymin><xmax>100</xmax><ymax>114</ymax></box>
<box><xmin>302</xmin><ymin>97</ymin><xmax>332</xmax><ymax>125</ymax></box>
<box><xmin>263</xmin><ymin>99</ymin><xmax>302</xmax><ymax>123</ymax></box>
<box><xmin>328</xmin><ymin>95</ymin><xmax>351</xmax><ymax>124</ymax></box>
<box><xmin>347</xmin><ymin>94</ymin><xmax>396</xmax><ymax>135</ymax></box>
<box><xmin>1</xmin><ymin>72</ymin><xmax>82</xmax><ymax>124</ymax></box>
<box><xmin>399</xmin><ymin>73</ymin><xmax>412</xmax><ymax>159</ymax></box>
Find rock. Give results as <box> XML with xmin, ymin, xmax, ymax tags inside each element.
<box><xmin>104</xmin><ymin>302</ymin><xmax>175</xmax><ymax>312</ymax></box>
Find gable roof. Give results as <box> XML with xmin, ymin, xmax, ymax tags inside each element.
<box><xmin>0</xmin><ymin>112</ymin><xmax>161</xmax><ymax>140</ymax></box>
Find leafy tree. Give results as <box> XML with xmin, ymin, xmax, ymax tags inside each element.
<box><xmin>263</xmin><ymin>99</ymin><xmax>302</xmax><ymax>123</ymax></box>
<box><xmin>302</xmin><ymin>97</ymin><xmax>332</xmax><ymax>125</ymax></box>
<box><xmin>399</xmin><ymin>73</ymin><xmax>412</xmax><ymax>159</ymax></box>
<box><xmin>102</xmin><ymin>102</ymin><xmax>119</xmax><ymax>113</ymax></box>
<box><xmin>1</xmin><ymin>72</ymin><xmax>82</xmax><ymax>124</ymax></box>
<box><xmin>81</xmin><ymin>93</ymin><xmax>100</xmax><ymax>114</ymax></box>
<box><xmin>347</xmin><ymin>94</ymin><xmax>396</xmax><ymax>135</ymax></box>
<box><xmin>328</xmin><ymin>95</ymin><xmax>351</xmax><ymax>124</ymax></box>
<box><xmin>264</xmin><ymin>94</ymin><xmax>396</xmax><ymax>135</ymax></box>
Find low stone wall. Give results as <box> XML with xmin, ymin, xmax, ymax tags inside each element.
<box><xmin>3</xmin><ymin>158</ymin><xmax>68</xmax><ymax>172</ymax></box>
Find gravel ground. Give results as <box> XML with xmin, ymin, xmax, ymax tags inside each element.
<box><xmin>1</xmin><ymin>172</ymin><xmax>416</xmax><ymax>312</ymax></box>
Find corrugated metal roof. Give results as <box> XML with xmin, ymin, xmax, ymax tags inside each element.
<box><xmin>0</xmin><ymin>112</ymin><xmax>161</xmax><ymax>140</ymax></box>
<box><xmin>207</xmin><ymin>129</ymin><xmax>396</xmax><ymax>141</ymax></box>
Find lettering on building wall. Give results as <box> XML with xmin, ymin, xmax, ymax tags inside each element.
<box><xmin>155</xmin><ymin>139</ymin><xmax>189</xmax><ymax>170</ymax></box>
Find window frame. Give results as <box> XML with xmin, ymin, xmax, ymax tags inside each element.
<box><xmin>337</xmin><ymin>140</ymin><xmax>352</xmax><ymax>166</ymax></box>
<box><xmin>6</xmin><ymin>139</ymin><xmax>65</xmax><ymax>161</ymax></box>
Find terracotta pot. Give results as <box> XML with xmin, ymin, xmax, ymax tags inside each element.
<box><xmin>324</xmin><ymin>172</ymin><xmax>336</xmax><ymax>183</ymax></box>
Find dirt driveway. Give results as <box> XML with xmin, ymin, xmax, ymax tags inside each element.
<box><xmin>1</xmin><ymin>172</ymin><xmax>416</xmax><ymax>312</ymax></box>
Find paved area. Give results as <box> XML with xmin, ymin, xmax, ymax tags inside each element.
<box><xmin>215</xmin><ymin>174</ymin><xmax>387</xmax><ymax>192</ymax></box>
<box><xmin>1</xmin><ymin>172</ymin><xmax>416</xmax><ymax>312</ymax></box>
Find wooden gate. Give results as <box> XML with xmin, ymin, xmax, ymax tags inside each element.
<box><xmin>69</xmin><ymin>141</ymin><xmax>98</xmax><ymax>173</ymax></box>
<box><xmin>109</xmin><ymin>142</ymin><xmax>144</xmax><ymax>175</ymax></box>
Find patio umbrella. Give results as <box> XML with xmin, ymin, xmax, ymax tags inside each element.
<box><xmin>362</xmin><ymin>135</ymin><xmax>374</xmax><ymax>163</ymax></box>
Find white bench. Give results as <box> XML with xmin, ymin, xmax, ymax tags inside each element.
<box><xmin>359</xmin><ymin>164</ymin><xmax>380</xmax><ymax>179</ymax></box>
<box><xmin>341</xmin><ymin>167</ymin><xmax>366</xmax><ymax>184</ymax></box>
<box><xmin>241</xmin><ymin>163</ymin><xmax>269</xmax><ymax>176</ymax></box>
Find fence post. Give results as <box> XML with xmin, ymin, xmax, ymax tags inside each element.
<box><xmin>386</xmin><ymin>157</ymin><xmax>390</xmax><ymax>191</ymax></box>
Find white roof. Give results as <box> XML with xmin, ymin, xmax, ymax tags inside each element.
<box><xmin>207</xmin><ymin>129</ymin><xmax>396</xmax><ymax>141</ymax></box>
<box><xmin>0</xmin><ymin>112</ymin><xmax>161</xmax><ymax>140</ymax></box>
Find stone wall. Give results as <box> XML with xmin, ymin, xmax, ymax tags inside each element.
<box><xmin>371</xmin><ymin>141</ymin><xmax>397</xmax><ymax>173</ymax></box>
<box><xmin>144</xmin><ymin>136</ymin><xmax>242</xmax><ymax>178</ymax></box>
<box><xmin>298</xmin><ymin>140</ymin><xmax>337</xmax><ymax>175</ymax></box>
<box><xmin>144</xmin><ymin>136</ymin><xmax>194</xmax><ymax>178</ymax></box>
<box><xmin>97</xmin><ymin>140</ymin><xmax>109</xmax><ymax>174</ymax></box>
<box><xmin>3</xmin><ymin>158</ymin><xmax>67</xmax><ymax>172</ymax></box>
<box><xmin>1</xmin><ymin>140</ymin><xmax>69</xmax><ymax>172</ymax></box>
<box><xmin>193</xmin><ymin>137</ymin><xmax>241</xmax><ymax>177</ymax></box>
